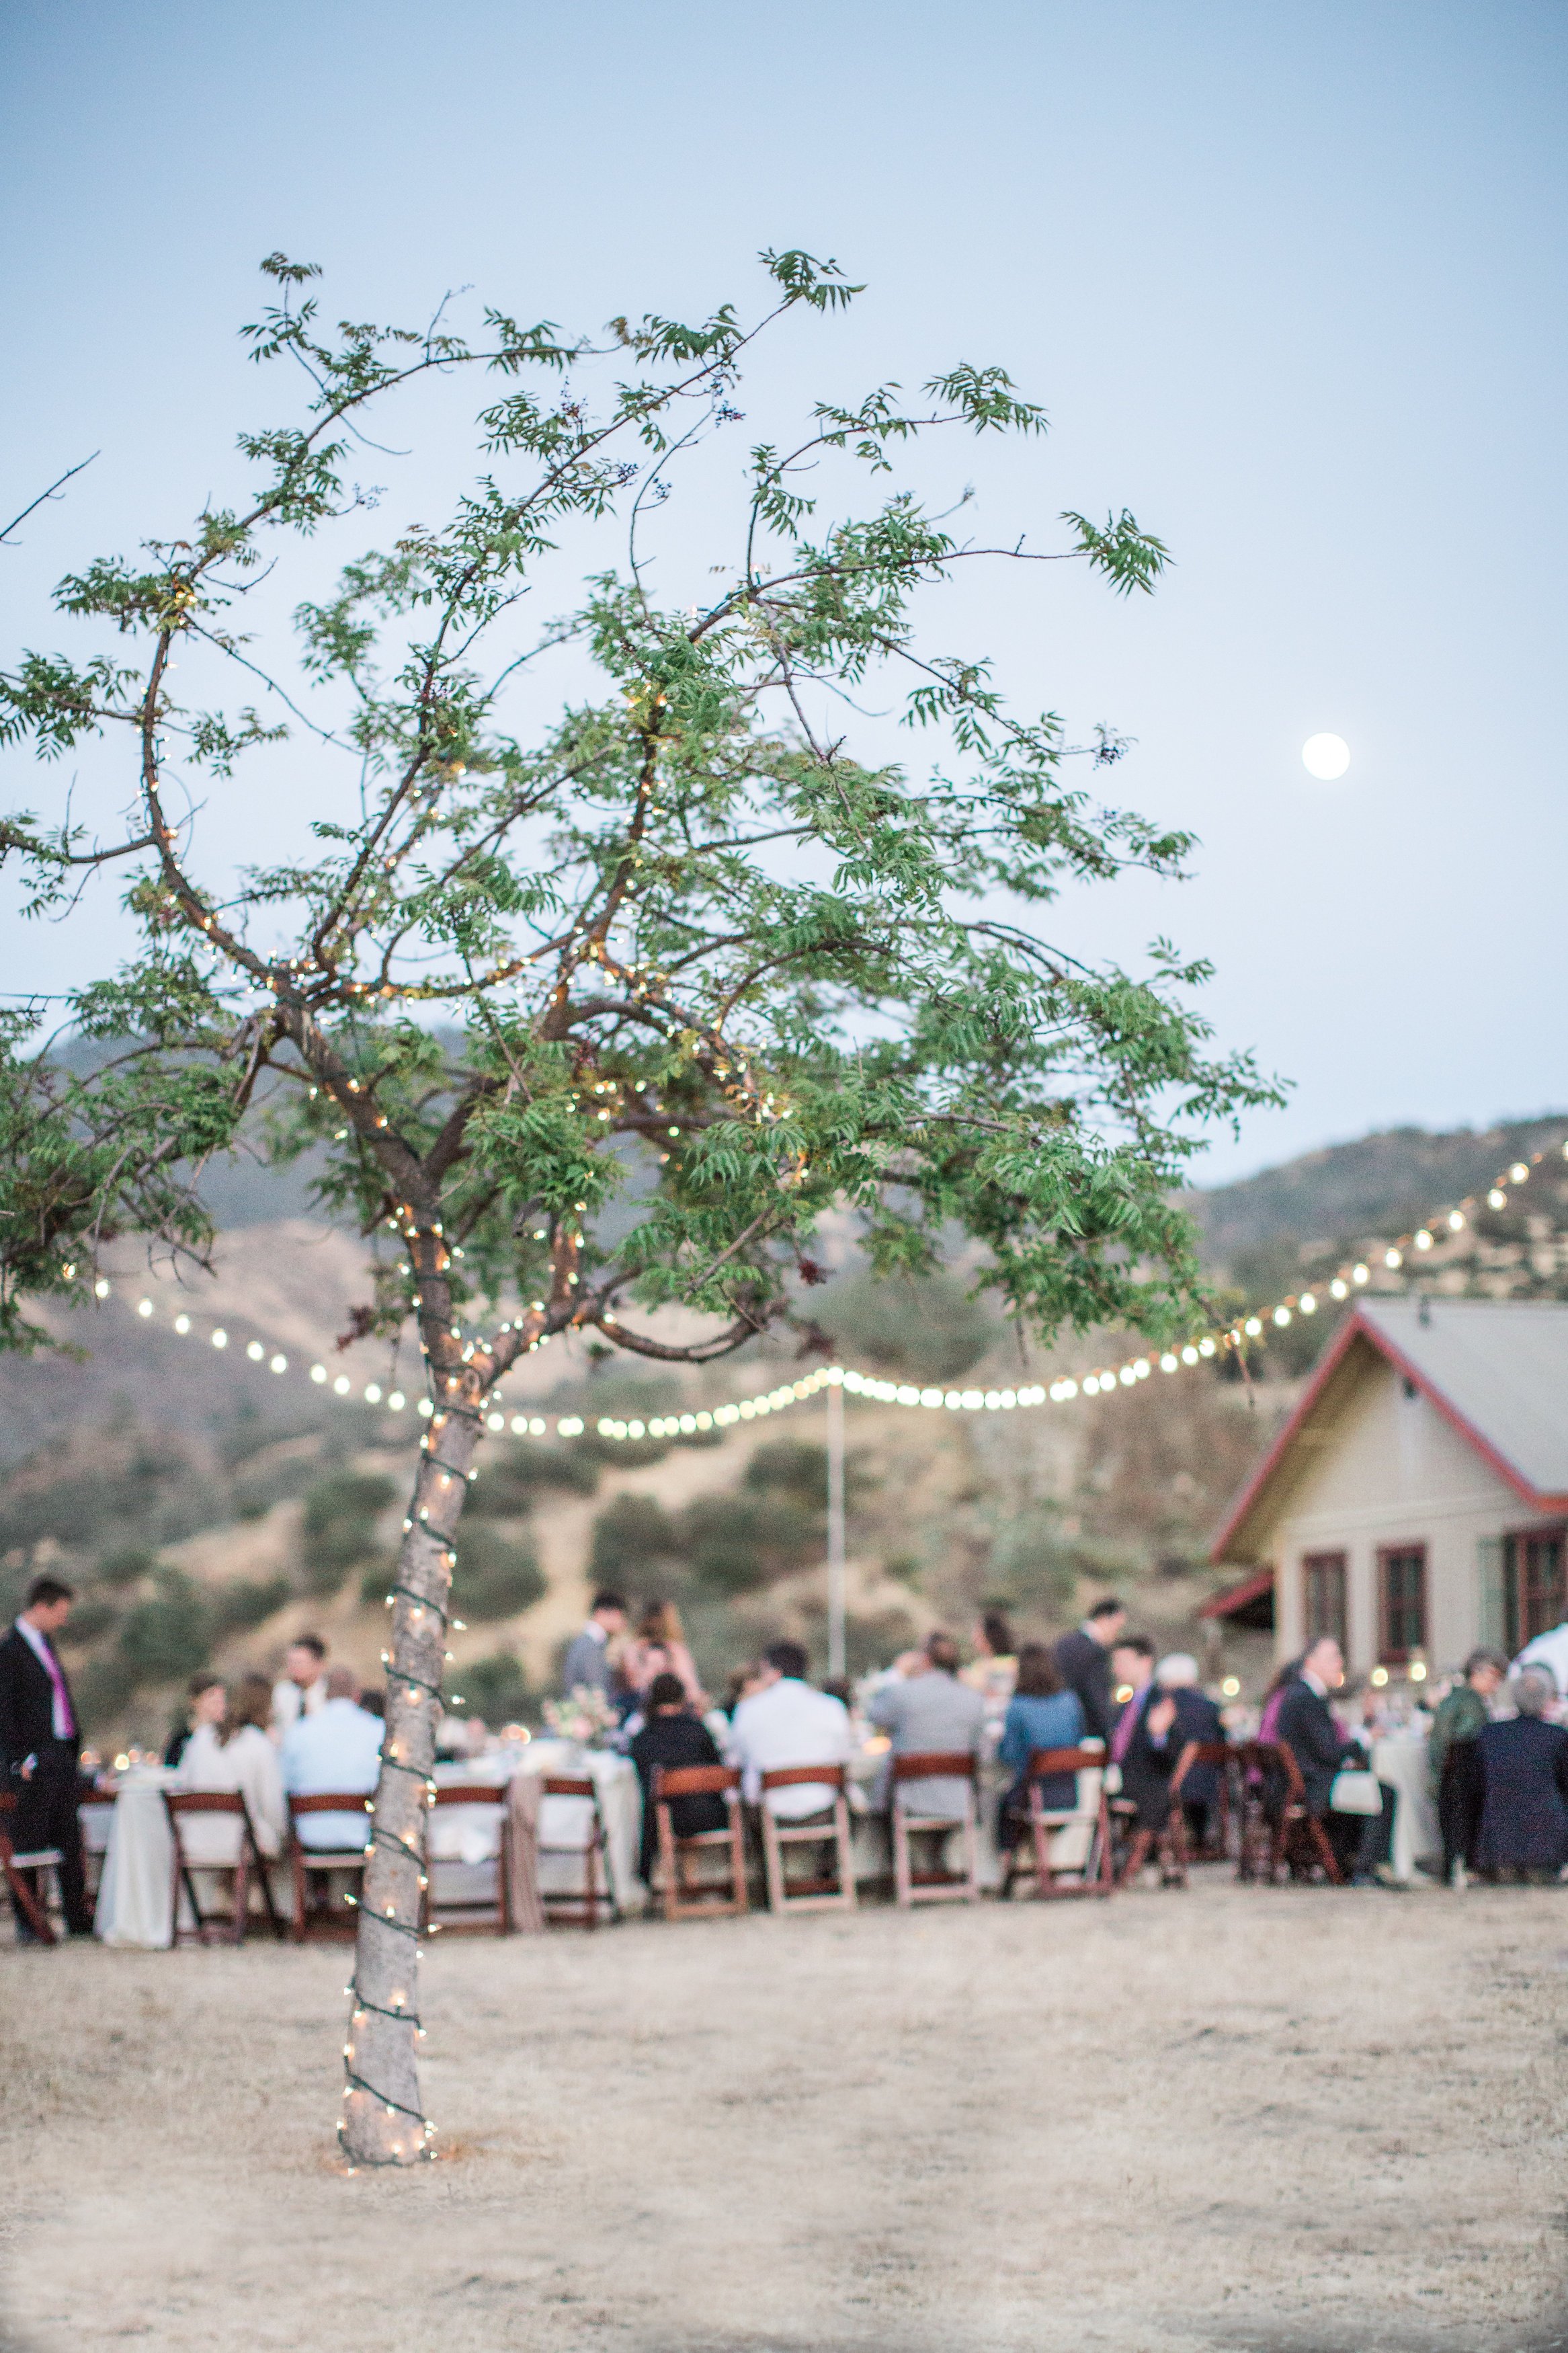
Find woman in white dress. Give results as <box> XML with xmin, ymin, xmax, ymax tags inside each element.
<box><xmin>177</xmin><ymin>1671</ymin><xmax>288</xmax><ymax>1866</ymax></box>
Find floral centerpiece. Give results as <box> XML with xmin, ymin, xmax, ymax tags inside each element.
<box><xmin>542</xmin><ymin>1685</ymin><xmax>621</xmax><ymax>1749</ymax></box>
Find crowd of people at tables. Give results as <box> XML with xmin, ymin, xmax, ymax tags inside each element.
<box><xmin>8</xmin><ymin>1568</ymin><xmax>1568</xmax><ymax>1941</ymax></box>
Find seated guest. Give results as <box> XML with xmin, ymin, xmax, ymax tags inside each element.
<box><xmin>560</xmin><ymin>1590</ymin><xmax>626</xmax><ymax>1701</ymax></box>
<box><xmin>1431</xmin><ymin>1648</ymin><xmax>1508</xmax><ymax>1884</ymax></box>
<box><xmin>1110</xmin><ymin>1636</ymin><xmax>1155</xmax><ymax>1724</ymax></box>
<box><xmin>961</xmin><ymin>1609</ymin><xmax>1018</xmax><ymax>1707</ymax></box>
<box><xmin>178</xmin><ymin>1671</ymin><xmax>288</xmax><ymax>1863</ymax></box>
<box><xmin>1274</xmin><ymin>1636</ymin><xmax>1394</xmax><ymax>1880</ymax></box>
<box><xmin>723</xmin><ymin>1661</ymin><xmax>769</xmax><ymax>1718</ymax></box>
<box><xmin>280</xmin><ymin>1665</ymin><xmax>383</xmax><ymax>1847</ymax></box>
<box><xmin>868</xmin><ymin>1632</ymin><xmax>985</xmax><ymax>1819</ymax></box>
<box><xmin>1110</xmin><ymin>1642</ymin><xmax>1181</xmax><ymax>1844</ymax></box>
<box><xmin>997</xmin><ymin>1642</ymin><xmax>1087</xmax><ymax>1846</ymax></box>
<box><xmin>1156</xmin><ymin>1654</ymin><xmax>1227</xmax><ymax>1851</ymax></box>
<box><xmin>621</xmin><ymin>1601</ymin><xmax>704</xmax><ymax>1707</ymax></box>
<box><xmin>165</xmin><ymin>1672</ymin><xmax>224</xmax><ymax>1769</ymax></box>
<box><xmin>1477</xmin><ymin>1669</ymin><xmax>1568</xmax><ymax>1880</ymax></box>
<box><xmin>628</xmin><ymin>1671</ymin><xmax>727</xmax><ymax>1880</ymax></box>
<box><xmin>728</xmin><ymin>1641</ymin><xmax>854</xmax><ymax>1818</ymax></box>
<box><xmin>271</xmin><ymin>1634</ymin><xmax>328</xmax><ymax>1739</ymax></box>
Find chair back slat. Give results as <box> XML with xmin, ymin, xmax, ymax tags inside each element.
<box><xmin>653</xmin><ymin>1764</ymin><xmax>741</xmax><ymax>1800</ymax></box>
<box><xmin>541</xmin><ymin>1775</ymin><xmax>595</xmax><ymax>1798</ymax></box>
<box><xmin>431</xmin><ymin>1783</ymin><xmax>507</xmax><ymax>1806</ymax></box>
<box><xmin>165</xmin><ymin>1791</ymin><xmax>246</xmax><ymax>1816</ymax></box>
<box><xmin>759</xmin><ymin>1763</ymin><xmax>846</xmax><ymax>1793</ymax></box>
<box><xmin>1026</xmin><ymin>1745</ymin><xmax>1104</xmax><ymax>1777</ymax></box>
<box><xmin>891</xmin><ymin>1750</ymin><xmax>976</xmax><ymax>1783</ymax></box>
<box><xmin>289</xmin><ymin>1791</ymin><xmax>375</xmax><ymax>1814</ymax></box>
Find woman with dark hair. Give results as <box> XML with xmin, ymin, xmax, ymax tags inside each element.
<box><xmin>962</xmin><ymin>1609</ymin><xmax>1018</xmax><ymax>1708</ymax></box>
<box><xmin>628</xmin><ymin>1671</ymin><xmax>727</xmax><ymax>1882</ymax></box>
<box><xmin>997</xmin><ymin>1643</ymin><xmax>1086</xmax><ymax>1843</ymax></box>
<box><xmin>177</xmin><ymin>1669</ymin><xmax>288</xmax><ymax>1864</ymax></box>
<box><xmin>620</xmin><ymin>1600</ymin><xmax>704</xmax><ymax>1706</ymax></box>
<box><xmin>164</xmin><ymin>1673</ymin><xmax>225</xmax><ymax>1768</ymax></box>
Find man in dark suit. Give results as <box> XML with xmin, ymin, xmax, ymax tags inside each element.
<box><xmin>0</xmin><ymin>1573</ymin><xmax>92</xmax><ymax>1937</ymax></box>
<box><xmin>1053</xmin><ymin>1597</ymin><xmax>1126</xmax><ymax>1744</ymax></box>
<box><xmin>1274</xmin><ymin>1635</ymin><xmax>1393</xmax><ymax>1880</ymax></box>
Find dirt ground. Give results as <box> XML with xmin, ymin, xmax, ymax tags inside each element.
<box><xmin>3</xmin><ymin>1878</ymin><xmax>1567</xmax><ymax>2353</ymax></box>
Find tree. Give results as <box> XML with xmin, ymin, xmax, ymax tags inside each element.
<box><xmin>0</xmin><ymin>248</ymin><xmax>1280</xmax><ymax>2162</ymax></box>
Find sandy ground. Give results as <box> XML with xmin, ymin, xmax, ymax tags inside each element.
<box><xmin>4</xmin><ymin>1878</ymin><xmax>1568</xmax><ymax>2353</ymax></box>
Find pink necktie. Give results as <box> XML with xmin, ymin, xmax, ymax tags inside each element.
<box><xmin>42</xmin><ymin>1642</ymin><xmax>75</xmax><ymax>1740</ymax></box>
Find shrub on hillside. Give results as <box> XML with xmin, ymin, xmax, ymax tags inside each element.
<box><xmin>448</xmin><ymin>1649</ymin><xmax>533</xmax><ymax>1724</ymax></box>
<box><xmin>450</xmin><ymin>1525</ymin><xmax>546</xmax><ymax>1622</ymax></box>
<box><xmin>301</xmin><ymin>1472</ymin><xmax>396</xmax><ymax>1595</ymax></box>
<box><xmin>588</xmin><ymin>1492</ymin><xmax>682</xmax><ymax>1585</ymax></box>
<box><xmin>466</xmin><ymin>1443</ymin><xmax>600</xmax><ymax>1515</ymax></box>
<box><xmin>117</xmin><ymin>1568</ymin><xmax>212</xmax><ymax>1687</ymax></box>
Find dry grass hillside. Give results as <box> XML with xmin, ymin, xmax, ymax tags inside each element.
<box><xmin>14</xmin><ymin>1106</ymin><xmax>1565</xmax><ymax>1748</ymax></box>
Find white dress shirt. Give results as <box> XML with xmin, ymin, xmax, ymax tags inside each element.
<box><xmin>271</xmin><ymin>1673</ymin><xmax>327</xmax><ymax>1740</ymax></box>
<box><xmin>729</xmin><ymin>1678</ymin><xmax>854</xmax><ymax>1817</ymax></box>
<box><xmin>280</xmin><ymin>1699</ymin><xmax>383</xmax><ymax>1848</ymax></box>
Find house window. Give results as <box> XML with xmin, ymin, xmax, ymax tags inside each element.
<box><xmin>1505</xmin><ymin>1528</ymin><xmax>1567</xmax><ymax>1651</ymax></box>
<box><xmin>1302</xmin><ymin>1552</ymin><xmax>1347</xmax><ymax>1650</ymax></box>
<box><xmin>1378</xmin><ymin>1545</ymin><xmax>1427</xmax><ymax>1663</ymax></box>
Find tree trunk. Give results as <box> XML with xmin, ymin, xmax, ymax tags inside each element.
<box><xmin>339</xmin><ymin>1330</ymin><xmax>485</xmax><ymax>2165</ymax></box>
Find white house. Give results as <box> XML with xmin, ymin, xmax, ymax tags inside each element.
<box><xmin>1205</xmin><ymin>1300</ymin><xmax>1568</xmax><ymax>1673</ymax></box>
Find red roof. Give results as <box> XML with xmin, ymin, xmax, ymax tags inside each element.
<box><xmin>1198</xmin><ymin>1566</ymin><xmax>1275</xmax><ymax>1620</ymax></box>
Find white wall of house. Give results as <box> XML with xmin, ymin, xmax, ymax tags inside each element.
<box><xmin>1264</xmin><ymin>1352</ymin><xmax>1553</xmax><ymax>1671</ymax></box>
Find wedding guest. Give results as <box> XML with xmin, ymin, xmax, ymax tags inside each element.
<box><xmin>868</xmin><ymin>1631</ymin><xmax>985</xmax><ymax>1818</ymax></box>
<box><xmin>621</xmin><ymin>1601</ymin><xmax>704</xmax><ymax>1706</ymax></box>
<box><xmin>723</xmin><ymin>1661</ymin><xmax>770</xmax><ymax>1717</ymax></box>
<box><xmin>1110</xmin><ymin>1644</ymin><xmax>1180</xmax><ymax>1843</ymax></box>
<box><xmin>1274</xmin><ymin>1636</ymin><xmax>1394</xmax><ymax>1880</ymax></box>
<box><xmin>1110</xmin><ymin>1636</ymin><xmax>1156</xmax><ymax>1722</ymax></box>
<box><xmin>178</xmin><ymin>1671</ymin><xmax>289</xmax><ymax>1862</ymax></box>
<box><xmin>997</xmin><ymin>1642</ymin><xmax>1086</xmax><ymax>1846</ymax></box>
<box><xmin>1053</xmin><ymin>1597</ymin><xmax>1126</xmax><ymax>1742</ymax></box>
<box><xmin>0</xmin><ymin>1574</ymin><xmax>92</xmax><ymax>1938</ymax></box>
<box><xmin>1156</xmin><ymin>1653</ymin><xmax>1227</xmax><ymax>1851</ymax></box>
<box><xmin>165</xmin><ymin>1672</ymin><xmax>224</xmax><ymax>1768</ymax></box>
<box><xmin>729</xmin><ymin>1642</ymin><xmax>854</xmax><ymax>1819</ymax></box>
<box><xmin>629</xmin><ymin>1671</ymin><xmax>727</xmax><ymax>1880</ymax></box>
<box><xmin>560</xmin><ymin>1591</ymin><xmax>626</xmax><ymax>1700</ymax></box>
<box><xmin>961</xmin><ymin>1609</ymin><xmax>1018</xmax><ymax>1706</ymax></box>
<box><xmin>271</xmin><ymin>1634</ymin><xmax>328</xmax><ymax>1739</ymax></box>
<box><xmin>1430</xmin><ymin>1648</ymin><xmax>1508</xmax><ymax>1884</ymax></box>
<box><xmin>358</xmin><ymin>1686</ymin><xmax>386</xmax><ymax>1720</ymax></box>
<box><xmin>281</xmin><ymin>1665</ymin><xmax>382</xmax><ymax>1848</ymax></box>
<box><xmin>1476</xmin><ymin>1669</ymin><xmax>1568</xmax><ymax>1880</ymax></box>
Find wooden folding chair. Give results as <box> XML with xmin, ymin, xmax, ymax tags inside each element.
<box><xmin>0</xmin><ymin>1789</ymin><xmax>60</xmax><ymax>1944</ymax></box>
<box><xmin>537</xmin><ymin>1775</ymin><xmax>617</xmax><ymax>1929</ymax></box>
<box><xmin>890</xmin><ymin>1751</ymin><xmax>980</xmax><ymax>1908</ymax></box>
<box><xmin>1233</xmin><ymin>1740</ymin><xmax>1342</xmax><ymax>1885</ymax></box>
<box><xmin>164</xmin><ymin>1790</ymin><xmax>284</xmax><ymax>1945</ymax></box>
<box><xmin>1171</xmin><ymin>1739</ymin><xmax>1233</xmax><ymax>1864</ymax></box>
<box><xmin>422</xmin><ymin>1782</ymin><xmax>512</xmax><ymax>1936</ymax></box>
<box><xmin>651</xmin><ymin>1763</ymin><xmax>747</xmax><ymax>1923</ymax></box>
<box><xmin>287</xmin><ymin>1791</ymin><xmax>374</xmax><ymax>1940</ymax></box>
<box><xmin>1003</xmin><ymin>1747</ymin><xmax>1113</xmax><ymax>1900</ymax></box>
<box><xmin>758</xmin><ymin>1764</ymin><xmax>857</xmax><ymax>1915</ymax></box>
<box><xmin>1115</xmin><ymin>1740</ymin><xmax>1233</xmax><ymax>1890</ymax></box>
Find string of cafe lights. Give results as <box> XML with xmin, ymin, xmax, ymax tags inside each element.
<box><xmin>69</xmin><ymin>1137</ymin><xmax>1568</xmax><ymax>1438</ymax></box>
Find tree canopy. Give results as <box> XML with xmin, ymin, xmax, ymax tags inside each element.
<box><xmin>0</xmin><ymin>247</ymin><xmax>1278</xmax><ymax>1372</ymax></box>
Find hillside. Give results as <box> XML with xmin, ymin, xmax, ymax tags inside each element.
<box><xmin>7</xmin><ymin>1108</ymin><xmax>1567</xmax><ymax>1746</ymax></box>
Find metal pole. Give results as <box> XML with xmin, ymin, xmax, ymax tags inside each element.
<box><xmin>826</xmin><ymin>1378</ymin><xmax>846</xmax><ymax>1681</ymax></box>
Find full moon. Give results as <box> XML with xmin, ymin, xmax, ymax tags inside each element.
<box><xmin>1302</xmin><ymin>731</ymin><xmax>1351</xmax><ymax>781</ymax></box>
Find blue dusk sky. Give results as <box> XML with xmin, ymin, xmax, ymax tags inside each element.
<box><xmin>1</xmin><ymin>0</ymin><xmax>1563</xmax><ymax>1183</ymax></box>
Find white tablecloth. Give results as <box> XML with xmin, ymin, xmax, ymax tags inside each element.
<box><xmin>431</xmin><ymin>1743</ymin><xmax>645</xmax><ymax>1914</ymax></box>
<box><xmin>94</xmin><ymin>1770</ymin><xmax>179</xmax><ymax>1948</ymax></box>
<box><xmin>845</xmin><ymin>1749</ymin><xmax>1102</xmax><ymax>1890</ymax></box>
<box><xmin>1372</xmin><ymin>1735</ymin><xmax>1440</xmax><ymax>1882</ymax></box>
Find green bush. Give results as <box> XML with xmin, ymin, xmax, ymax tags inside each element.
<box><xmin>97</xmin><ymin>1544</ymin><xmax>158</xmax><ymax>1587</ymax></box>
<box><xmin>466</xmin><ymin>1443</ymin><xmax>600</xmax><ymax>1515</ymax></box>
<box><xmin>744</xmin><ymin>1439</ymin><xmax>829</xmax><ymax>1509</ymax></box>
<box><xmin>448</xmin><ymin>1649</ymin><xmax>533</xmax><ymax>1724</ymax></box>
<box><xmin>301</xmin><ymin>1472</ymin><xmax>396</xmax><ymax>1595</ymax></box>
<box><xmin>211</xmin><ymin>1574</ymin><xmax>293</xmax><ymax>1636</ymax></box>
<box><xmin>679</xmin><ymin>1491</ymin><xmax>819</xmax><ymax>1597</ymax></box>
<box><xmin>76</xmin><ymin>1653</ymin><xmax>142</xmax><ymax>1730</ymax></box>
<box><xmin>450</xmin><ymin>1525</ymin><xmax>546</xmax><ymax>1622</ymax></box>
<box><xmin>117</xmin><ymin>1568</ymin><xmax>212</xmax><ymax>1688</ymax></box>
<box><xmin>588</xmin><ymin>1492</ymin><xmax>682</xmax><ymax>1585</ymax></box>
<box><xmin>59</xmin><ymin>1596</ymin><xmax>118</xmax><ymax>1646</ymax></box>
<box><xmin>818</xmin><ymin>1267</ymin><xmax>1001</xmax><ymax>1383</ymax></box>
